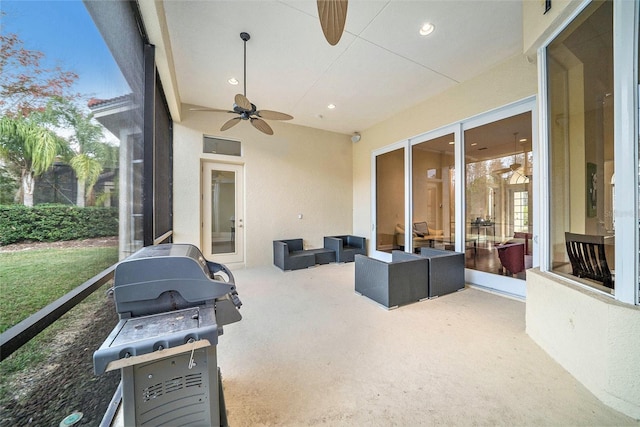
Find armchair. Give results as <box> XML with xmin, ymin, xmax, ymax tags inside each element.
<box><xmin>495</xmin><ymin>242</ymin><xmax>526</xmax><ymax>276</ymax></box>
<box><xmin>355</xmin><ymin>251</ymin><xmax>429</xmax><ymax>309</ymax></box>
<box><xmin>565</xmin><ymin>232</ymin><xmax>613</xmax><ymax>288</ymax></box>
<box><xmin>419</xmin><ymin>248</ymin><xmax>465</xmax><ymax>297</ymax></box>
<box><xmin>273</xmin><ymin>239</ymin><xmax>315</xmax><ymax>271</ymax></box>
<box><xmin>324</xmin><ymin>235</ymin><xmax>366</xmax><ymax>263</ymax></box>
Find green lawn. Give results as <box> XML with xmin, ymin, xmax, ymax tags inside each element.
<box><xmin>0</xmin><ymin>246</ymin><xmax>118</xmax><ymax>378</ymax></box>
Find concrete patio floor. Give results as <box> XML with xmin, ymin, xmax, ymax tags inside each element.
<box><xmin>218</xmin><ymin>262</ymin><xmax>637</xmax><ymax>426</ymax></box>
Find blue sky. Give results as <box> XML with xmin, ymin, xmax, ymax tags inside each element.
<box><xmin>1</xmin><ymin>1</ymin><xmax>130</xmax><ymax>101</ymax></box>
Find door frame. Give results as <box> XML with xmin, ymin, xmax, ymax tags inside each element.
<box><xmin>201</xmin><ymin>161</ymin><xmax>245</xmax><ymax>266</ymax></box>
<box><xmin>461</xmin><ymin>97</ymin><xmax>537</xmax><ymax>298</ymax></box>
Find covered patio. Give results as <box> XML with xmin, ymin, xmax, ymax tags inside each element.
<box><xmin>211</xmin><ymin>264</ymin><xmax>634</xmax><ymax>426</ymax></box>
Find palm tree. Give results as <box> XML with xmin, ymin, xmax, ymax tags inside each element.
<box><xmin>44</xmin><ymin>98</ymin><xmax>113</xmax><ymax>207</ymax></box>
<box><xmin>0</xmin><ymin>114</ymin><xmax>67</xmax><ymax>206</ymax></box>
<box><xmin>69</xmin><ymin>152</ymin><xmax>102</xmax><ymax>206</ymax></box>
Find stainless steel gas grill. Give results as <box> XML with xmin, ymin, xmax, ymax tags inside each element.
<box><xmin>93</xmin><ymin>243</ymin><xmax>242</xmax><ymax>427</ymax></box>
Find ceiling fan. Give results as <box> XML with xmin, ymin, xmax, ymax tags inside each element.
<box><xmin>317</xmin><ymin>0</ymin><xmax>348</xmax><ymax>46</ymax></box>
<box><xmin>190</xmin><ymin>32</ymin><xmax>293</xmax><ymax>135</ymax></box>
<box><xmin>493</xmin><ymin>132</ymin><xmax>526</xmax><ymax>176</ymax></box>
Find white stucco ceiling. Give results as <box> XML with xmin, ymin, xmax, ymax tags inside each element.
<box><xmin>160</xmin><ymin>0</ymin><xmax>523</xmax><ymax>135</ymax></box>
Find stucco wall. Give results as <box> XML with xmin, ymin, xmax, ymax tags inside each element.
<box><xmin>522</xmin><ymin>0</ymin><xmax>582</xmax><ymax>56</ymax></box>
<box><xmin>173</xmin><ymin>114</ymin><xmax>353</xmax><ymax>267</ymax></box>
<box><xmin>352</xmin><ymin>53</ymin><xmax>538</xmax><ymax>242</ymax></box>
<box><xmin>523</xmin><ymin>1</ymin><xmax>640</xmax><ymax>419</ymax></box>
<box><xmin>527</xmin><ymin>269</ymin><xmax>640</xmax><ymax>419</ymax></box>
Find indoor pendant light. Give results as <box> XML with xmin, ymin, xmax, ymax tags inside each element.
<box><xmin>509</xmin><ymin>132</ymin><xmax>521</xmax><ymax>171</ymax></box>
<box><xmin>492</xmin><ymin>131</ymin><xmax>521</xmax><ymax>176</ymax></box>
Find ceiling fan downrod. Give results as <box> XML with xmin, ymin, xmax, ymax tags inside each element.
<box><xmin>240</xmin><ymin>32</ymin><xmax>250</xmax><ymax>97</ymax></box>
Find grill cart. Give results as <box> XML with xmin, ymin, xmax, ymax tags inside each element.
<box><xmin>94</xmin><ymin>244</ymin><xmax>242</xmax><ymax>426</ymax></box>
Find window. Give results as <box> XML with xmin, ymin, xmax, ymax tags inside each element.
<box><xmin>513</xmin><ymin>191</ymin><xmax>528</xmax><ymax>232</ymax></box>
<box><xmin>547</xmin><ymin>1</ymin><xmax>615</xmax><ymax>294</ymax></box>
<box><xmin>412</xmin><ymin>133</ymin><xmax>455</xmax><ymax>252</ymax></box>
<box><xmin>0</xmin><ymin>0</ymin><xmax>165</xmax><ymax>424</ymax></box>
<box><xmin>203</xmin><ymin>135</ymin><xmax>241</xmax><ymax>156</ymax></box>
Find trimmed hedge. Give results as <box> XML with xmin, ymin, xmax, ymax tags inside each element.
<box><xmin>0</xmin><ymin>205</ymin><xmax>118</xmax><ymax>245</ymax></box>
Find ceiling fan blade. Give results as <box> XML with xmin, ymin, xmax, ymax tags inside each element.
<box><xmin>235</xmin><ymin>93</ymin><xmax>252</xmax><ymax>111</ymax></box>
<box><xmin>493</xmin><ymin>167</ymin><xmax>512</xmax><ymax>175</ymax></box>
<box><xmin>256</xmin><ymin>110</ymin><xmax>293</xmax><ymax>121</ymax></box>
<box><xmin>317</xmin><ymin>0</ymin><xmax>348</xmax><ymax>46</ymax></box>
<box><xmin>220</xmin><ymin>117</ymin><xmax>242</xmax><ymax>131</ymax></box>
<box><xmin>190</xmin><ymin>107</ymin><xmax>234</xmax><ymax>113</ymax></box>
<box><xmin>250</xmin><ymin>118</ymin><xmax>274</xmax><ymax>135</ymax></box>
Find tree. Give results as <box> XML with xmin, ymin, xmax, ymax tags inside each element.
<box><xmin>43</xmin><ymin>97</ymin><xmax>117</xmax><ymax>206</ymax></box>
<box><xmin>0</xmin><ymin>26</ymin><xmax>78</xmax><ymax>117</ymax></box>
<box><xmin>0</xmin><ymin>114</ymin><xmax>68</xmax><ymax>206</ymax></box>
<box><xmin>0</xmin><ymin>162</ymin><xmax>19</xmax><ymax>204</ymax></box>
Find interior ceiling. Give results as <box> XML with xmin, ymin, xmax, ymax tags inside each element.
<box><xmin>162</xmin><ymin>0</ymin><xmax>523</xmax><ymax>136</ymax></box>
<box><xmin>409</xmin><ymin>111</ymin><xmax>532</xmax><ymax>162</ymax></box>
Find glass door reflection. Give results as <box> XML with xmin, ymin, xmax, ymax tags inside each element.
<box><xmin>210</xmin><ymin>170</ymin><xmax>236</xmax><ymax>254</ymax></box>
<box><xmin>376</xmin><ymin>147</ymin><xmax>405</xmax><ymax>253</ymax></box>
<box><xmin>411</xmin><ymin>133</ymin><xmax>456</xmax><ymax>254</ymax></box>
<box><xmin>464</xmin><ymin>112</ymin><xmax>533</xmax><ymax>279</ymax></box>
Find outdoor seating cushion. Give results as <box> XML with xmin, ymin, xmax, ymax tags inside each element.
<box><xmin>355</xmin><ymin>251</ymin><xmax>429</xmax><ymax>308</ymax></box>
<box><xmin>324</xmin><ymin>235</ymin><xmax>366</xmax><ymax>263</ymax></box>
<box><xmin>273</xmin><ymin>239</ymin><xmax>315</xmax><ymax>271</ymax></box>
<box><xmin>419</xmin><ymin>247</ymin><xmax>465</xmax><ymax>298</ymax></box>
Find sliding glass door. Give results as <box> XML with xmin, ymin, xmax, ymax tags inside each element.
<box><xmin>371</xmin><ymin>99</ymin><xmax>535</xmax><ymax>298</ymax></box>
<box><xmin>464</xmin><ymin>112</ymin><xmax>533</xmax><ymax>278</ymax></box>
<box><xmin>411</xmin><ymin>132</ymin><xmax>456</xmax><ymax>253</ymax></box>
<box><xmin>463</xmin><ymin>106</ymin><xmax>534</xmax><ymax>297</ymax></box>
<box><xmin>372</xmin><ymin>144</ymin><xmax>406</xmax><ymax>259</ymax></box>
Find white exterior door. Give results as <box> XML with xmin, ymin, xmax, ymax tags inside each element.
<box><xmin>202</xmin><ymin>162</ymin><xmax>244</xmax><ymax>265</ymax></box>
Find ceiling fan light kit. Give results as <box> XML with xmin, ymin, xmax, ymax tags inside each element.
<box><xmin>190</xmin><ymin>32</ymin><xmax>293</xmax><ymax>135</ymax></box>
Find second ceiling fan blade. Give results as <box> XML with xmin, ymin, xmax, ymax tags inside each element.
<box><xmin>317</xmin><ymin>0</ymin><xmax>348</xmax><ymax>46</ymax></box>
<box><xmin>190</xmin><ymin>107</ymin><xmax>234</xmax><ymax>113</ymax></box>
<box><xmin>221</xmin><ymin>117</ymin><xmax>242</xmax><ymax>131</ymax></box>
<box><xmin>235</xmin><ymin>93</ymin><xmax>252</xmax><ymax>111</ymax></box>
<box><xmin>257</xmin><ymin>110</ymin><xmax>293</xmax><ymax>121</ymax></box>
<box><xmin>250</xmin><ymin>118</ymin><xmax>274</xmax><ymax>135</ymax></box>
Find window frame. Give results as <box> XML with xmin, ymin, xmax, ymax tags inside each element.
<box><xmin>538</xmin><ymin>0</ymin><xmax>639</xmax><ymax>305</ymax></box>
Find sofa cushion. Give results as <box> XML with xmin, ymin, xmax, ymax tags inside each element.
<box><xmin>290</xmin><ymin>250</ymin><xmax>312</xmax><ymax>258</ymax></box>
<box><xmin>413</xmin><ymin>221</ymin><xmax>430</xmax><ymax>236</ymax></box>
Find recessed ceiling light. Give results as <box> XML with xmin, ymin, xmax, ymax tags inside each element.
<box><xmin>471</xmin><ymin>142</ymin><xmax>478</xmax><ymax>146</ymax></box>
<box><xmin>448</xmin><ymin>141</ymin><xmax>454</xmax><ymax>145</ymax></box>
<box><xmin>519</xmin><ymin>138</ymin><xmax>527</xmax><ymax>142</ymax></box>
<box><xmin>228</xmin><ymin>78</ymin><xmax>239</xmax><ymax>85</ymax></box>
<box><xmin>419</xmin><ymin>23</ymin><xmax>435</xmax><ymax>36</ymax></box>
<box><xmin>327</xmin><ymin>104</ymin><xmax>336</xmax><ymax>109</ymax></box>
